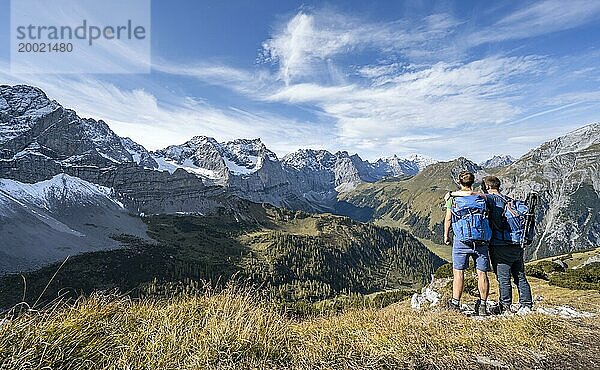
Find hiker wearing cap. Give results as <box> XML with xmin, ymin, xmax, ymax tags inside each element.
<box><xmin>443</xmin><ymin>171</ymin><xmax>492</xmax><ymax>316</ymax></box>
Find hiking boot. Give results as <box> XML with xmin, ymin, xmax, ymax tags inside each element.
<box><xmin>446</xmin><ymin>299</ymin><xmax>461</xmax><ymax>312</ymax></box>
<box><xmin>516</xmin><ymin>305</ymin><xmax>532</xmax><ymax>316</ymax></box>
<box><xmin>499</xmin><ymin>303</ymin><xmax>513</xmax><ymax>314</ymax></box>
<box><xmin>487</xmin><ymin>301</ymin><xmax>502</xmax><ymax>315</ymax></box>
<box><xmin>475</xmin><ymin>299</ymin><xmax>488</xmax><ymax>316</ymax></box>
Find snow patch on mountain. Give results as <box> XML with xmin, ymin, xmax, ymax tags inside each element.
<box><xmin>152</xmin><ymin>156</ymin><xmax>220</xmax><ymax>179</ymax></box>
<box><xmin>0</xmin><ymin>174</ymin><xmax>123</xmax><ymax>211</ymax></box>
<box><xmin>120</xmin><ymin>137</ymin><xmax>158</xmax><ymax>168</ymax></box>
<box><xmin>404</xmin><ymin>154</ymin><xmax>438</xmax><ymax>172</ymax></box>
<box><xmin>152</xmin><ymin>137</ymin><xmax>276</xmax><ymax>180</ymax></box>
<box><xmin>480</xmin><ymin>155</ymin><xmax>516</xmax><ymax>168</ymax></box>
<box><xmin>376</xmin><ymin>154</ymin><xmax>438</xmax><ymax>177</ymax></box>
<box><xmin>223</xmin><ymin>156</ymin><xmax>258</xmax><ymax>175</ymax></box>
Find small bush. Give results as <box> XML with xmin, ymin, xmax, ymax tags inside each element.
<box><xmin>525</xmin><ymin>260</ymin><xmax>566</xmax><ymax>281</ymax></box>
<box><xmin>525</xmin><ymin>264</ymin><xmax>549</xmax><ymax>280</ymax></box>
<box><xmin>549</xmin><ymin>263</ymin><xmax>600</xmax><ymax>291</ymax></box>
<box><xmin>537</xmin><ymin>260</ymin><xmax>566</xmax><ymax>273</ymax></box>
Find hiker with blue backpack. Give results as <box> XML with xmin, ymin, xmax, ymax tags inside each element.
<box><xmin>446</xmin><ymin>175</ymin><xmax>534</xmax><ymax>315</ymax></box>
<box><xmin>443</xmin><ymin>171</ymin><xmax>492</xmax><ymax>316</ymax></box>
<box><xmin>479</xmin><ymin>176</ymin><xmax>533</xmax><ymax>313</ymax></box>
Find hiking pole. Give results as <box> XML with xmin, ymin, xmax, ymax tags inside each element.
<box><xmin>521</xmin><ymin>191</ymin><xmax>538</xmax><ymax>249</ymax></box>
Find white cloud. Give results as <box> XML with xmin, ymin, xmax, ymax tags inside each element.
<box><xmin>260</xmin><ymin>10</ymin><xmax>462</xmax><ymax>84</ymax></box>
<box><xmin>3</xmin><ymin>4</ymin><xmax>599</xmax><ymax>163</ymax></box>
<box><xmin>469</xmin><ymin>0</ymin><xmax>600</xmax><ymax>45</ymax></box>
<box><xmin>266</xmin><ymin>57</ymin><xmax>539</xmax><ymax>139</ymax></box>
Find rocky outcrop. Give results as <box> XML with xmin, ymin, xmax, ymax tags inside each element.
<box><xmin>120</xmin><ymin>137</ymin><xmax>158</xmax><ymax>169</ymax></box>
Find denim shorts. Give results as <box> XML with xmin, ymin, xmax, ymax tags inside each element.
<box><xmin>452</xmin><ymin>238</ymin><xmax>491</xmax><ymax>271</ymax></box>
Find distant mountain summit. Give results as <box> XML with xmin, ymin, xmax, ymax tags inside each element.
<box><xmin>480</xmin><ymin>155</ymin><xmax>516</xmax><ymax>168</ymax></box>
<box><xmin>151</xmin><ymin>136</ymin><xmax>278</xmax><ymax>185</ymax></box>
<box><xmin>374</xmin><ymin>154</ymin><xmax>438</xmax><ymax>177</ymax></box>
<box><xmin>0</xmin><ymin>85</ymin><xmax>144</xmax><ymax>183</ymax></box>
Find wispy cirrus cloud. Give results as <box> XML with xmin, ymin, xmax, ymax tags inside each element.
<box><xmin>469</xmin><ymin>0</ymin><xmax>600</xmax><ymax>45</ymax></box>
<box><xmin>146</xmin><ymin>4</ymin><xmax>599</xmax><ymax>160</ymax></box>
<box><xmin>265</xmin><ymin>56</ymin><xmax>543</xmax><ymax>151</ymax></box>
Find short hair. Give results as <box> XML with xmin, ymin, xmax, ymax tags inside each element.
<box><xmin>458</xmin><ymin>171</ymin><xmax>475</xmax><ymax>187</ymax></box>
<box><xmin>483</xmin><ymin>176</ymin><xmax>501</xmax><ymax>190</ymax></box>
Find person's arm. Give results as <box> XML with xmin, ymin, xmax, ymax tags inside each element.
<box><xmin>444</xmin><ymin>208</ymin><xmax>452</xmax><ymax>245</ymax></box>
<box><xmin>446</xmin><ymin>190</ymin><xmax>479</xmax><ymax>200</ymax></box>
<box><xmin>448</xmin><ymin>190</ymin><xmax>481</xmax><ymax>197</ymax></box>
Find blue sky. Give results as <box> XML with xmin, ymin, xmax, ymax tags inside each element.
<box><xmin>1</xmin><ymin>0</ymin><xmax>600</xmax><ymax>161</ymax></box>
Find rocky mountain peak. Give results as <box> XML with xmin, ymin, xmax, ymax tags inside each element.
<box><xmin>522</xmin><ymin>122</ymin><xmax>600</xmax><ymax>163</ymax></box>
<box><xmin>120</xmin><ymin>137</ymin><xmax>158</xmax><ymax>169</ymax></box>
<box><xmin>0</xmin><ymin>85</ymin><xmax>62</xmax><ymax>146</ymax></box>
<box><xmin>480</xmin><ymin>154</ymin><xmax>516</xmax><ymax>168</ymax></box>
<box><xmin>0</xmin><ymin>85</ymin><xmax>59</xmax><ymax>116</ymax></box>
<box><xmin>184</xmin><ymin>135</ymin><xmax>220</xmax><ymax>147</ymax></box>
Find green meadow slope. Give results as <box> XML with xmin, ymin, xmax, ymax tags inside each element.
<box><xmin>0</xmin><ymin>205</ymin><xmax>442</xmax><ymax>308</ymax></box>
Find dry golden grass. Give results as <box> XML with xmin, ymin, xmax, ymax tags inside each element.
<box><xmin>1</xmin><ymin>283</ymin><xmax>599</xmax><ymax>370</ymax></box>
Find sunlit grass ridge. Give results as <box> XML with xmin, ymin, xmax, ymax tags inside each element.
<box><xmin>1</xmin><ymin>284</ymin><xmax>598</xmax><ymax>369</ymax></box>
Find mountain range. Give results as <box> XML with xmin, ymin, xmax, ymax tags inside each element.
<box><xmin>1</xmin><ymin>84</ymin><xmax>599</xmax><ymax>277</ymax></box>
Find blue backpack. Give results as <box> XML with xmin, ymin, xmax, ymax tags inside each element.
<box><xmin>495</xmin><ymin>195</ymin><xmax>529</xmax><ymax>245</ymax></box>
<box><xmin>451</xmin><ymin>195</ymin><xmax>492</xmax><ymax>244</ymax></box>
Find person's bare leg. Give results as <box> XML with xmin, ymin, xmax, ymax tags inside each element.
<box><xmin>477</xmin><ymin>270</ymin><xmax>489</xmax><ymax>300</ymax></box>
<box><xmin>452</xmin><ymin>268</ymin><xmax>465</xmax><ymax>301</ymax></box>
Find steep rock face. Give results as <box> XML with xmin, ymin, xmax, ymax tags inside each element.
<box><xmin>0</xmin><ymin>86</ymin><xmax>60</xmax><ymax>146</ymax></box>
<box><xmin>0</xmin><ymin>85</ymin><xmax>136</xmax><ymax>183</ymax></box>
<box><xmin>280</xmin><ymin>150</ymin><xmax>438</xmax><ymax>206</ymax></box>
<box><xmin>120</xmin><ymin>137</ymin><xmax>158</xmax><ymax>169</ymax></box>
<box><xmin>151</xmin><ymin>137</ymin><xmax>309</xmax><ymax>209</ymax></box>
<box><xmin>374</xmin><ymin>154</ymin><xmax>438</xmax><ymax>177</ymax></box>
<box><xmin>0</xmin><ymin>85</ymin><xmax>237</xmax><ymax>216</ymax></box>
<box><xmin>151</xmin><ymin>137</ymin><xmax>441</xmax><ymax>211</ymax></box>
<box><xmin>499</xmin><ymin>123</ymin><xmax>600</xmax><ymax>259</ymax></box>
<box><xmin>151</xmin><ymin>136</ymin><xmax>230</xmax><ymax>183</ymax></box>
<box><xmin>282</xmin><ymin>150</ymin><xmax>377</xmax><ymax>197</ymax></box>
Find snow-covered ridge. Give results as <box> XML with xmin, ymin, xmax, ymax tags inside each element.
<box><xmin>480</xmin><ymin>155</ymin><xmax>516</xmax><ymax>169</ymax></box>
<box><xmin>0</xmin><ymin>174</ymin><xmax>123</xmax><ymax>210</ymax></box>
<box><xmin>151</xmin><ymin>136</ymin><xmax>278</xmax><ymax>180</ymax></box>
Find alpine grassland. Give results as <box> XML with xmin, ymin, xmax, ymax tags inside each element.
<box><xmin>1</xmin><ymin>273</ymin><xmax>599</xmax><ymax>370</ymax></box>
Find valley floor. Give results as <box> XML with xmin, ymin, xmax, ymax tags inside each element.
<box><xmin>1</xmin><ymin>275</ymin><xmax>599</xmax><ymax>370</ymax></box>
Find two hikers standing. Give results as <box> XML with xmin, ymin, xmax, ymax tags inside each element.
<box><xmin>443</xmin><ymin>171</ymin><xmax>533</xmax><ymax>315</ymax></box>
